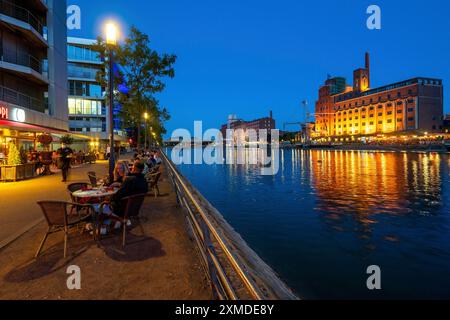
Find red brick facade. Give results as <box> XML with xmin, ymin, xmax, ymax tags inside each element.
<box><xmin>315</xmin><ymin>54</ymin><xmax>444</xmax><ymax>139</ymax></box>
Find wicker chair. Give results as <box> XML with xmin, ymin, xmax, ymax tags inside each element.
<box><xmin>87</xmin><ymin>172</ymin><xmax>98</xmax><ymax>187</ymax></box>
<box><xmin>146</xmin><ymin>172</ymin><xmax>161</xmax><ymax>198</ymax></box>
<box><xmin>67</xmin><ymin>183</ymin><xmax>89</xmax><ymax>200</ymax></box>
<box><xmin>36</xmin><ymin>201</ymin><xmax>94</xmax><ymax>258</ymax></box>
<box><xmin>67</xmin><ymin>182</ymin><xmax>90</xmax><ymax>217</ymax></box>
<box><xmin>98</xmin><ymin>194</ymin><xmax>149</xmax><ymax>247</ymax></box>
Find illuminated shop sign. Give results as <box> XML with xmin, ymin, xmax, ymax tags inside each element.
<box><xmin>0</xmin><ymin>104</ymin><xmax>26</xmax><ymax>123</ymax></box>
<box><xmin>0</xmin><ymin>105</ymin><xmax>8</xmax><ymax>120</ymax></box>
<box><xmin>12</xmin><ymin>108</ymin><xmax>26</xmax><ymax>123</ymax></box>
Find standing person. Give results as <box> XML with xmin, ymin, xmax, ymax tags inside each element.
<box><xmin>57</xmin><ymin>144</ymin><xmax>73</xmax><ymax>182</ymax></box>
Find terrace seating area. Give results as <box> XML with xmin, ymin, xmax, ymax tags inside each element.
<box><xmin>0</xmin><ymin>158</ymin><xmax>211</xmax><ymax>300</ymax></box>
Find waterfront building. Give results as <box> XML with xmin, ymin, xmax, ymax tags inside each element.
<box><xmin>314</xmin><ymin>53</ymin><xmax>444</xmax><ymax>140</ymax></box>
<box><xmin>444</xmin><ymin>114</ymin><xmax>450</xmax><ymax>133</ymax></box>
<box><xmin>67</xmin><ymin>37</ymin><xmax>128</xmax><ymax>152</ymax></box>
<box><xmin>0</xmin><ymin>0</ymin><xmax>68</xmax><ymax>156</ymax></box>
<box><xmin>220</xmin><ymin>111</ymin><xmax>275</xmax><ymax>144</ymax></box>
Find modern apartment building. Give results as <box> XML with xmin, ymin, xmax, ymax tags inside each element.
<box><xmin>314</xmin><ymin>53</ymin><xmax>444</xmax><ymax>139</ymax></box>
<box><xmin>67</xmin><ymin>37</ymin><xmax>127</xmax><ymax>152</ymax></box>
<box><xmin>0</xmin><ymin>0</ymin><xmax>67</xmax><ymax>154</ymax></box>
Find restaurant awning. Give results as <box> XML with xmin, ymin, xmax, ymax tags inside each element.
<box><xmin>0</xmin><ymin>119</ymin><xmax>68</xmax><ymax>135</ymax></box>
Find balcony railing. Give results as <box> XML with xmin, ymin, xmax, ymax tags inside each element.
<box><xmin>0</xmin><ymin>85</ymin><xmax>45</xmax><ymax>113</ymax></box>
<box><xmin>0</xmin><ymin>0</ymin><xmax>44</xmax><ymax>35</ymax></box>
<box><xmin>1</xmin><ymin>47</ymin><xmax>43</xmax><ymax>74</ymax></box>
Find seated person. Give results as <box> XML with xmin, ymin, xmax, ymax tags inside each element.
<box><xmin>112</xmin><ymin>160</ymin><xmax>130</xmax><ymax>186</ymax></box>
<box><xmin>98</xmin><ymin>161</ymin><xmax>148</xmax><ymax>231</ymax></box>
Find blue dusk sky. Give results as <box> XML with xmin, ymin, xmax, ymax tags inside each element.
<box><xmin>68</xmin><ymin>0</ymin><xmax>450</xmax><ymax>137</ymax></box>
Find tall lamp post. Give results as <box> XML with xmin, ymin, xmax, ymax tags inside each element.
<box><xmin>143</xmin><ymin>112</ymin><xmax>149</xmax><ymax>151</ymax></box>
<box><xmin>105</xmin><ymin>22</ymin><xmax>118</xmax><ymax>183</ymax></box>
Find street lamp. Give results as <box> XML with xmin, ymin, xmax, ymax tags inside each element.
<box><xmin>104</xmin><ymin>21</ymin><xmax>118</xmax><ymax>183</ymax></box>
<box><xmin>143</xmin><ymin>112</ymin><xmax>149</xmax><ymax>151</ymax></box>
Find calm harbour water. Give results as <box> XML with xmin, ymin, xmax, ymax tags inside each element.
<box><xmin>170</xmin><ymin>148</ymin><xmax>450</xmax><ymax>299</ymax></box>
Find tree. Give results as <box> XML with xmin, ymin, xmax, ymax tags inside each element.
<box><xmin>93</xmin><ymin>27</ymin><xmax>176</xmax><ymax>147</ymax></box>
<box><xmin>116</xmin><ymin>26</ymin><xmax>176</xmax><ymax>146</ymax></box>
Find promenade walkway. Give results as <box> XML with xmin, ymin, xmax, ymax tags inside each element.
<box><xmin>0</xmin><ymin>161</ymin><xmax>212</xmax><ymax>299</ymax></box>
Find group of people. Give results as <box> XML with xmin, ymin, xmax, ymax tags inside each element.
<box><xmin>97</xmin><ymin>151</ymin><xmax>163</xmax><ymax>233</ymax></box>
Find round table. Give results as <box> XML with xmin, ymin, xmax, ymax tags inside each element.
<box><xmin>72</xmin><ymin>188</ymin><xmax>119</xmax><ymax>204</ymax></box>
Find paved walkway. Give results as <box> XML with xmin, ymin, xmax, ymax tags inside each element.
<box><xmin>0</xmin><ymin>163</ymin><xmax>212</xmax><ymax>299</ymax></box>
<box><xmin>0</xmin><ymin>161</ymin><xmax>110</xmax><ymax>248</ymax></box>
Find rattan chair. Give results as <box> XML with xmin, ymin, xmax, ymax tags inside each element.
<box><xmin>98</xmin><ymin>193</ymin><xmax>149</xmax><ymax>247</ymax></box>
<box><xmin>87</xmin><ymin>172</ymin><xmax>98</xmax><ymax>187</ymax></box>
<box><xmin>67</xmin><ymin>182</ymin><xmax>90</xmax><ymax>218</ymax></box>
<box><xmin>146</xmin><ymin>172</ymin><xmax>161</xmax><ymax>198</ymax></box>
<box><xmin>67</xmin><ymin>183</ymin><xmax>89</xmax><ymax>200</ymax></box>
<box><xmin>36</xmin><ymin>201</ymin><xmax>94</xmax><ymax>258</ymax></box>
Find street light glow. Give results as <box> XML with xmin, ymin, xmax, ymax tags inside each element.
<box><xmin>105</xmin><ymin>22</ymin><xmax>118</xmax><ymax>45</ymax></box>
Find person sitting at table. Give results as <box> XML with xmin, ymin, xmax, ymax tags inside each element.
<box><xmin>112</xmin><ymin>160</ymin><xmax>130</xmax><ymax>185</ymax></box>
<box><xmin>99</xmin><ymin>160</ymin><xmax>148</xmax><ymax>230</ymax></box>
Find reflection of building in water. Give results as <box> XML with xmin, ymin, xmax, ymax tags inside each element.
<box><xmin>314</xmin><ymin>53</ymin><xmax>444</xmax><ymax>139</ymax></box>
<box><xmin>221</xmin><ymin>111</ymin><xmax>275</xmax><ymax>145</ymax></box>
<box><xmin>303</xmin><ymin>150</ymin><xmax>442</xmax><ymax>237</ymax></box>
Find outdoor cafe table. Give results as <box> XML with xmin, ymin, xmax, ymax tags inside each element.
<box><xmin>72</xmin><ymin>187</ymin><xmax>119</xmax><ymax>205</ymax></box>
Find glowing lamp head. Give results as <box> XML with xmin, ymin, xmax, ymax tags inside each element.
<box><xmin>105</xmin><ymin>22</ymin><xmax>118</xmax><ymax>45</ymax></box>
<box><xmin>144</xmin><ymin>112</ymin><xmax>149</xmax><ymax>120</ymax></box>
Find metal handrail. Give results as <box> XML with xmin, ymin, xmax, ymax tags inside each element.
<box><xmin>0</xmin><ymin>0</ymin><xmax>44</xmax><ymax>35</ymax></box>
<box><xmin>161</xmin><ymin>150</ymin><xmax>298</xmax><ymax>300</ymax></box>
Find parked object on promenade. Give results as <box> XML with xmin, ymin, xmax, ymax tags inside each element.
<box><xmin>35</xmin><ymin>201</ymin><xmax>95</xmax><ymax>259</ymax></box>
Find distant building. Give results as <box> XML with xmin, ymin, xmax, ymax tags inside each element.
<box><xmin>0</xmin><ymin>0</ymin><xmax>67</xmax><ymax>155</ymax></box>
<box><xmin>444</xmin><ymin>114</ymin><xmax>450</xmax><ymax>133</ymax></box>
<box><xmin>220</xmin><ymin>111</ymin><xmax>275</xmax><ymax>144</ymax></box>
<box><xmin>67</xmin><ymin>37</ymin><xmax>128</xmax><ymax>151</ymax></box>
<box><xmin>315</xmin><ymin>53</ymin><xmax>444</xmax><ymax>140</ymax></box>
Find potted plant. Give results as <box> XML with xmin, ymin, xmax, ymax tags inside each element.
<box><xmin>60</xmin><ymin>135</ymin><xmax>74</xmax><ymax>146</ymax></box>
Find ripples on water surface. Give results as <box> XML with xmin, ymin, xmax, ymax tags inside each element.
<box><xmin>171</xmin><ymin>149</ymin><xmax>450</xmax><ymax>299</ymax></box>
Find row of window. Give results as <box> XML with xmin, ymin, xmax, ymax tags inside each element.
<box><xmin>335</xmin><ymin>118</ymin><xmax>415</xmax><ymax>128</ymax></box>
<box><xmin>68</xmin><ymin>63</ymin><xmax>101</xmax><ymax>80</ymax></box>
<box><xmin>68</xmin><ymin>45</ymin><xmax>102</xmax><ymax>63</ymax></box>
<box><xmin>68</xmin><ymin>80</ymin><xmax>103</xmax><ymax>98</ymax></box>
<box><xmin>70</xmin><ymin>127</ymin><xmax>105</xmax><ymax>133</ymax></box>
<box><xmin>68</xmin><ymin>98</ymin><xmax>105</xmax><ymax>116</ymax></box>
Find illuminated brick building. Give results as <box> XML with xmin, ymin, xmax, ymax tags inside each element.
<box><xmin>315</xmin><ymin>53</ymin><xmax>444</xmax><ymax>139</ymax></box>
<box><xmin>220</xmin><ymin>112</ymin><xmax>275</xmax><ymax>144</ymax></box>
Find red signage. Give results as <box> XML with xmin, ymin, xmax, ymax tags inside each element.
<box><xmin>0</xmin><ymin>105</ymin><xmax>8</xmax><ymax>120</ymax></box>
